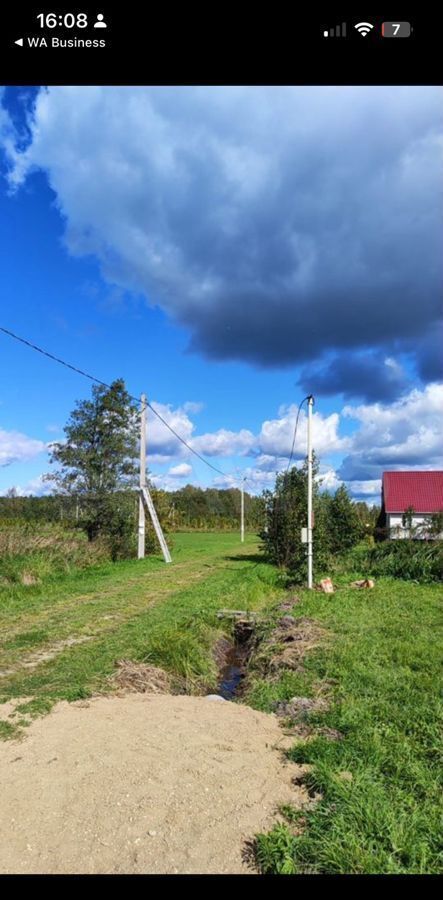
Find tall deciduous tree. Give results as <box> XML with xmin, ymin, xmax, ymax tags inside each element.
<box><xmin>47</xmin><ymin>379</ymin><xmax>139</xmax><ymax>551</ymax></box>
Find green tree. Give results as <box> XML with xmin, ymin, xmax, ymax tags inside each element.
<box><xmin>354</xmin><ymin>500</ymin><xmax>380</xmax><ymax>535</ymax></box>
<box><xmin>401</xmin><ymin>505</ymin><xmax>416</xmax><ymax>537</ymax></box>
<box><xmin>327</xmin><ymin>484</ymin><xmax>363</xmax><ymax>554</ymax></box>
<box><xmin>47</xmin><ymin>379</ymin><xmax>139</xmax><ymax>555</ymax></box>
<box><xmin>422</xmin><ymin>511</ymin><xmax>443</xmax><ymax>539</ymax></box>
<box><xmin>260</xmin><ymin>455</ymin><xmax>330</xmax><ymax>581</ymax></box>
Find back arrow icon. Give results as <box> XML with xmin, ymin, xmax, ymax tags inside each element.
<box><xmin>15</xmin><ymin>38</ymin><xmax>24</xmax><ymax>46</ymax></box>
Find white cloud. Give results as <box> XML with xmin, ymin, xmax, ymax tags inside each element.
<box><xmin>192</xmin><ymin>428</ymin><xmax>255</xmax><ymax>457</ymax></box>
<box><xmin>0</xmin><ymin>428</ymin><xmax>46</xmax><ymax>467</ymax></box>
<box><xmin>213</xmin><ymin>468</ymin><xmax>276</xmax><ymax>493</ymax></box>
<box><xmin>143</xmin><ymin>399</ymin><xmax>349</xmax><ymax>472</ymax></box>
<box><xmin>341</xmin><ymin>383</ymin><xmax>443</xmax><ymax>480</ymax></box>
<box><xmin>168</xmin><ymin>463</ymin><xmax>192</xmax><ymax>478</ymax></box>
<box><xmin>317</xmin><ymin>468</ymin><xmax>342</xmax><ymax>492</ymax></box>
<box><xmin>348</xmin><ymin>479</ymin><xmax>382</xmax><ymax>498</ymax></box>
<box><xmin>146</xmin><ymin>401</ymin><xmax>195</xmax><ymax>460</ymax></box>
<box><xmin>182</xmin><ymin>401</ymin><xmax>204</xmax><ymax>415</ymax></box>
<box><xmin>150</xmin><ymin>472</ymin><xmax>197</xmax><ymax>492</ymax></box>
<box><xmin>1</xmin><ymin>474</ymin><xmax>56</xmax><ymax>497</ymax></box>
<box><xmin>258</xmin><ymin>407</ymin><xmax>350</xmax><ymax>458</ymax></box>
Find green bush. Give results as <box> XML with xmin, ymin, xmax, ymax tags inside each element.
<box><xmin>260</xmin><ymin>462</ymin><xmax>363</xmax><ymax>582</ymax></box>
<box><xmin>339</xmin><ymin>539</ymin><xmax>442</xmax><ymax>583</ymax></box>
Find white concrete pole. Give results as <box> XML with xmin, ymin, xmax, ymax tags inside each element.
<box><xmin>240</xmin><ymin>477</ymin><xmax>245</xmax><ymax>542</ymax></box>
<box><xmin>307</xmin><ymin>395</ymin><xmax>314</xmax><ymax>589</ymax></box>
<box><xmin>138</xmin><ymin>393</ymin><xmax>147</xmax><ymax>559</ymax></box>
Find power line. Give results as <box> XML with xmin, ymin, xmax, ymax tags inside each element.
<box><xmin>0</xmin><ymin>324</ymin><xmax>228</xmax><ymax>479</ymax></box>
<box><xmin>0</xmin><ymin>324</ymin><xmax>310</xmax><ymax>489</ymax></box>
<box><xmin>0</xmin><ymin>325</ymin><xmax>114</xmax><ymax>391</ymax></box>
<box><xmin>286</xmin><ymin>396</ymin><xmax>309</xmax><ymax>471</ymax></box>
<box><xmin>145</xmin><ymin>402</ymin><xmax>227</xmax><ymax>477</ymax></box>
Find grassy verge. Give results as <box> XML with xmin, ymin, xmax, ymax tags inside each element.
<box><xmin>247</xmin><ymin>575</ymin><xmax>443</xmax><ymax>874</ymax></box>
<box><xmin>0</xmin><ymin>533</ymin><xmax>284</xmax><ymax>727</ymax></box>
<box><xmin>0</xmin><ymin>522</ymin><xmax>111</xmax><ymax>585</ymax></box>
<box><xmin>333</xmin><ymin>538</ymin><xmax>443</xmax><ymax>583</ymax></box>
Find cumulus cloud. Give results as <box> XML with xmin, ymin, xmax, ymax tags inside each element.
<box><xmin>339</xmin><ymin>383</ymin><xmax>443</xmax><ymax>481</ymax></box>
<box><xmin>146</xmin><ymin>401</ymin><xmax>195</xmax><ymax>461</ymax></box>
<box><xmin>317</xmin><ymin>468</ymin><xmax>342</xmax><ymax>493</ymax></box>
<box><xmin>258</xmin><ymin>406</ymin><xmax>349</xmax><ymax>459</ymax></box>
<box><xmin>0</xmin><ymin>428</ymin><xmax>46</xmax><ymax>467</ymax></box>
<box><xmin>213</xmin><ymin>468</ymin><xmax>277</xmax><ymax>492</ymax></box>
<box><xmin>144</xmin><ymin>398</ymin><xmax>350</xmax><ymax>469</ymax></box>
<box><xmin>192</xmin><ymin>428</ymin><xmax>255</xmax><ymax>457</ymax></box>
<box><xmin>2</xmin><ymin>86</ymin><xmax>442</xmax><ymax>397</ymax></box>
<box><xmin>168</xmin><ymin>462</ymin><xmax>192</xmax><ymax>477</ymax></box>
<box><xmin>347</xmin><ymin>479</ymin><xmax>382</xmax><ymax>499</ymax></box>
<box><xmin>1</xmin><ymin>474</ymin><xmax>56</xmax><ymax>497</ymax></box>
<box><xmin>150</xmin><ymin>472</ymin><xmax>197</xmax><ymax>492</ymax></box>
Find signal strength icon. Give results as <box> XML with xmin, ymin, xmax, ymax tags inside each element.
<box><xmin>355</xmin><ymin>22</ymin><xmax>374</xmax><ymax>36</ymax></box>
<box><xmin>323</xmin><ymin>23</ymin><xmax>347</xmax><ymax>37</ymax></box>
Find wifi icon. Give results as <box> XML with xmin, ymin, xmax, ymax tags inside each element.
<box><xmin>355</xmin><ymin>22</ymin><xmax>374</xmax><ymax>36</ymax></box>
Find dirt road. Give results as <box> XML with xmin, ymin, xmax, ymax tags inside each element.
<box><xmin>0</xmin><ymin>694</ymin><xmax>305</xmax><ymax>874</ymax></box>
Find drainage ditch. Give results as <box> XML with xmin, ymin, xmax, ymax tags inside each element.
<box><xmin>215</xmin><ymin>619</ymin><xmax>257</xmax><ymax>700</ymax></box>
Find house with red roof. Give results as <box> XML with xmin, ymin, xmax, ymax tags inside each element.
<box><xmin>381</xmin><ymin>471</ymin><xmax>443</xmax><ymax>539</ymax></box>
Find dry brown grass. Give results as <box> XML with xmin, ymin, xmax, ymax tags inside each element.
<box><xmin>110</xmin><ymin>659</ymin><xmax>174</xmax><ymax>694</ymax></box>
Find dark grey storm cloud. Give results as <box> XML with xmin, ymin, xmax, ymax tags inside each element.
<box><xmin>298</xmin><ymin>351</ymin><xmax>411</xmax><ymax>402</ymax></box>
<box><xmin>415</xmin><ymin>325</ymin><xmax>443</xmax><ymax>382</ymax></box>
<box><xmin>3</xmin><ymin>86</ymin><xmax>442</xmax><ymax>399</ymax></box>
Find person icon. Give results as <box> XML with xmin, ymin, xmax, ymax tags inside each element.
<box><xmin>94</xmin><ymin>13</ymin><xmax>107</xmax><ymax>28</ymax></box>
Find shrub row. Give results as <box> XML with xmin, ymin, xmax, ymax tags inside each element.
<box><xmin>339</xmin><ymin>539</ymin><xmax>442</xmax><ymax>583</ymax></box>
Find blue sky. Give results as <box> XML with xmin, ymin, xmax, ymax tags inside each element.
<box><xmin>0</xmin><ymin>86</ymin><xmax>442</xmax><ymax>502</ymax></box>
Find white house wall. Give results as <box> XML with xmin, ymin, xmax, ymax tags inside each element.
<box><xmin>387</xmin><ymin>514</ymin><xmax>442</xmax><ymax>539</ymax></box>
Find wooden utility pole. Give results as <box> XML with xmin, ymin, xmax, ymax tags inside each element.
<box><xmin>141</xmin><ymin>486</ymin><xmax>172</xmax><ymax>563</ymax></box>
<box><xmin>307</xmin><ymin>395</ymin><xmax>314</xmax><ymax>589</ymax></box>
<box><xmin>138</xmin><ymin>393</ymin><xmax>147</xmax><ymax>559</ymax></box>
<box><xmin>137</xmin><ymin>392</ymin><xmax>172</xmax><ymax>564</ymax></box>
<box><xmin>240</xmin><ymin>477</ymin><xmax>245</xmax><ymax>543</ymax></box>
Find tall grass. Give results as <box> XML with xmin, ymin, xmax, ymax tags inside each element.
<box><xmin>251</xmin><ymin>579</ymin><xmax>443</xmax><ymax>874</ymax></box>
<box><xmin>335</xmin><ymin>539</ymin><xmax>442</xmax><ymax>583</ymax></box>
<box><xmin>0</xmin><ymin>521</ymin><xmax>110</xmax><ymax>585</ymax></box>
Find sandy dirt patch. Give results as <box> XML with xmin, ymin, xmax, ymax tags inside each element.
<box><xmin>0</xmin><ymin>693</ymin><xmax>306</xmax><ymax>874</ymax></box>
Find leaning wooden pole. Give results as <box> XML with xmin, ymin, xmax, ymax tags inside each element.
<box><xmin>137</xmin><ymin>393</ymin><xmax>172</xmax><ymax>564</ymax></box>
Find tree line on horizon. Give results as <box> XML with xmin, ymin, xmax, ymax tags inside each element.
<box><xmin>0</xmin><ymin>379</ymin><xmax>380</xmax><ymax>562</ymax></box>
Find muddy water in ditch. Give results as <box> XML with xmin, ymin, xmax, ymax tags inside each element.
<box><xmin>216</xmin><ymin>622</ymin><xmax>255</xmax><ymax>700</ymax></box>
<box><xmin>217</xmin><ymin>645</ymin><xmax>249</xmax><ymax>699</ymax></box>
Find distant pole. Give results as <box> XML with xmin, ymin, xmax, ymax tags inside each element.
<box><xmin>240</xmin><ymin>477</ymin><xmax>245</xmax><ymax>542</ymax></box>
<box><xmin>307</xmin><ymin>395</ymin><xmax>314</xmax><ymax>589</ymax></box>
<box><xmin>138</xmin><ymin>393</ymin><xmax>147</xmax><ymax>559</ymax></box>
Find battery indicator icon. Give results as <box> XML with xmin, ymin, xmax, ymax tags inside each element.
<box><xmin>382</xmin><ymin>22</ymin><xmax>411</xmax><ymax>37</ymax></box>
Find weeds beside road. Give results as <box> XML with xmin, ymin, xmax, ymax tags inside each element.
<box><xmin>249</xmin><ymin>576</ymin><xmax>443</xmax><ymax>874</ymax></box>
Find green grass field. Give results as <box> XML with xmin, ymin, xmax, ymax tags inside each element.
<box><xmin>0</xmin><ymin>531</ymin><xmax>441</xmax><ymax>873</ymax></box>
<box><xmin>250</xmin><ymin>575</ymin><xmax>443</xmax><ymax>874</ymax></box>
<box><xmin>0</xmin><ymin>532</ymin><xmax>284</xmax><ymax>708</ymax></box>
